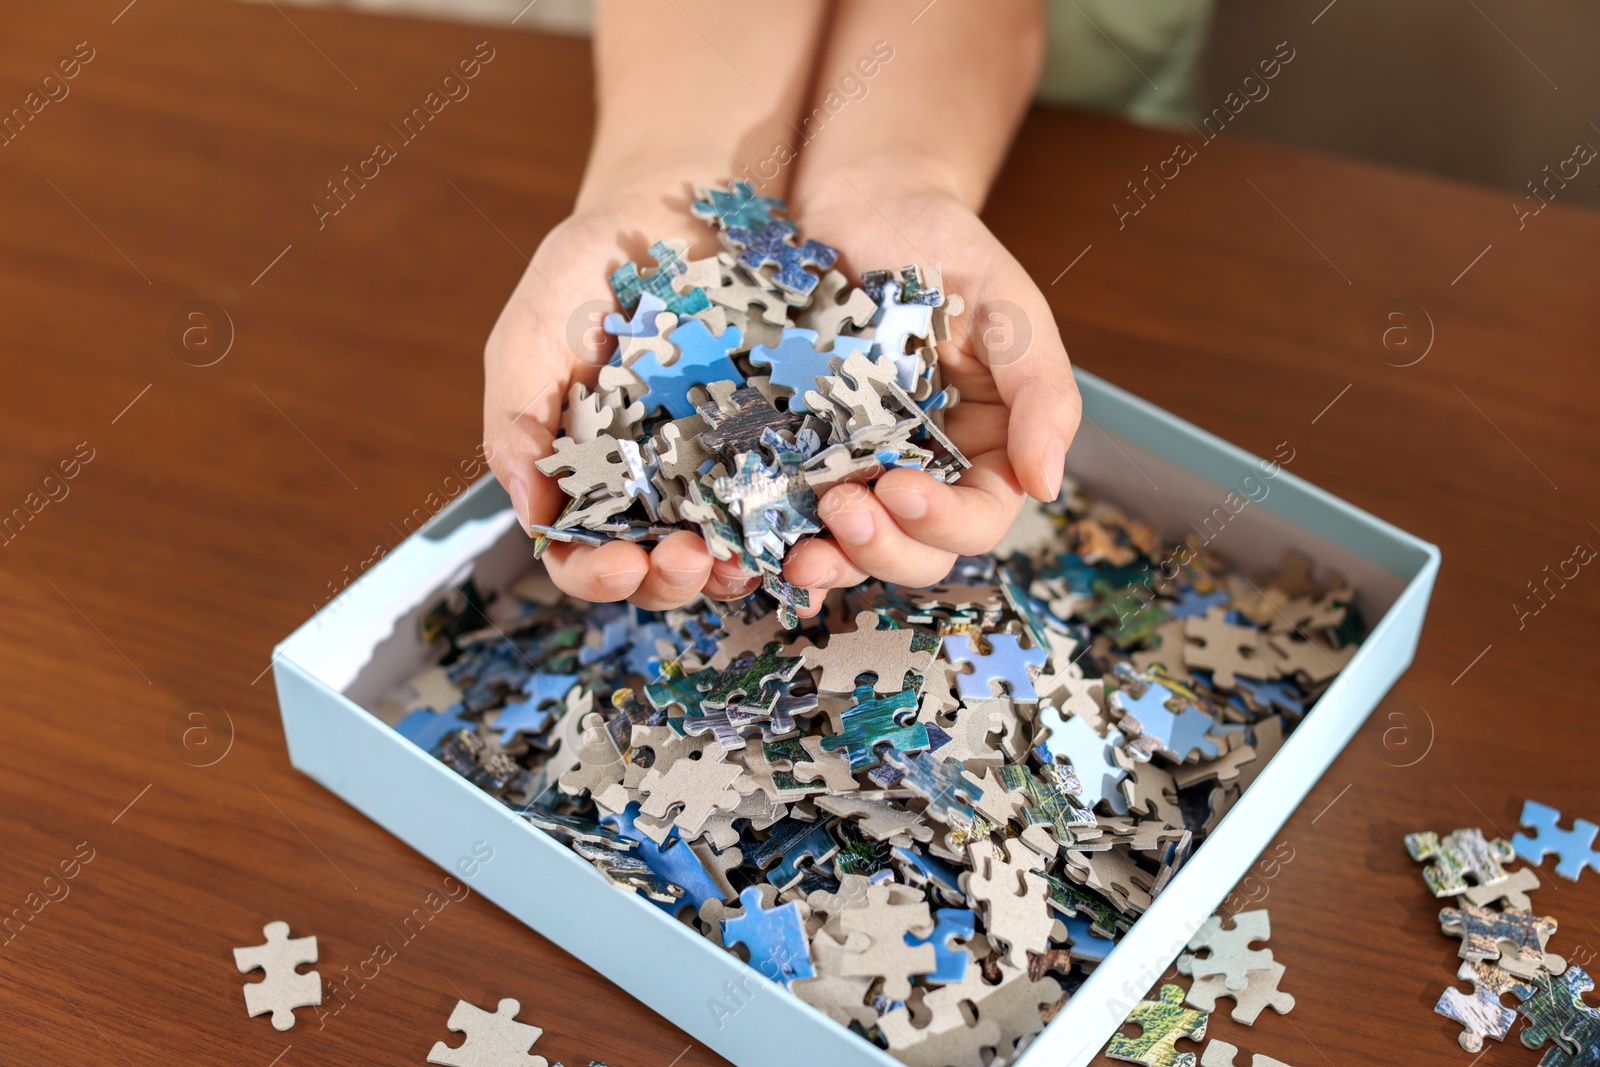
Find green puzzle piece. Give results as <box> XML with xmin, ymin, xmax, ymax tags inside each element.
<box><xmin>820</xmin><ymin>684</ymin><xmax>928</xmax><ymax>771</ymax></box>
<box><xmin>1105</xmin><ymin>983</ymin><xmax>1208</xmax><ymax>1067</ymax></box>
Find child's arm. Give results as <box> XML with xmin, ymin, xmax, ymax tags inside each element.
<box><xmin>782</xmin><ymin>0</ymin><xmax>1084</xmax><ymax>593</ymax></box>
<box><xmin>483</xmin><ymin>0</ymin><xmax>830</xmax><ymax>610</ymax></box>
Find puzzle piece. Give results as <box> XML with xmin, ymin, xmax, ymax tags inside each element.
<box><xmin>1463</xmin><ymin>866</ymin><xmax>1541</xmax><ymax>911</ymax></box>
<box><xmin>1109</xmin><ymin>663</ymin><xmax>1223</xmax><ymax>763</ymax></box>
<box><xmin>725</xmin><ymin>220</ymin><xmax>838</xmax><ymax>299</ymax></box>
<box><xmin>1106</xmin><ymin>983</ymin><xmax>1209</xmax><ymax>1067</ymax></box>
<box><xmin>1034</xmin><ymin>705</ymin><xmax>1129</xmax><ymax>812</ymax></box>
<box><xmin>1177</xmin><ymin>909</ymin><xmax>1273</xmax><ymax>991</ymax></box>
<box><xmin>904</xmin><ymin>907</ymin><xmax>976</xmax><ymax>983</ymax></box>
<box><xmin>1516</xmin><ymin>965</ymin><xmax>1599</xmax><ymax>1052</ymax></box>
<box><xmin>835</xmin><ymin>881</ymin><xmax>937</xmax><ymax>1000</ymax></box>
<box><xmin>749</xmin><ymin>327</ymin><xmax>872</xmax><ymax>414</ymax></box>
<box><xmin>862</xmin><ymin>266</ymin><xmax>941</xmax><ymax>390</ymax></box>
<box><xmin>1186</xmin><ymin>959</ymin><xmax>1296</xmax><ymax>1025</ymax></box>
<box><xmin>820</xmin><ymin>683</ymin><xmax>928</xmax><ymax>771</ymax></box>
<box><xmin>631</xmin><ymin>318</ymin><xmax>744</xmax><ymax>419</ymax></box>
<box><xmin>1513</xmin><ymin>800</ymin><xmax>1600</xmax><ymax>882</ymax></box>
<box><xmin>795</xmin><ymin>269</ymin><xmax>877</xmax><ymax>346</ymax></box>
<box><xmin>396</xmin><ymin>704</ymin><xmax>475</xmax><ymax>752</ymax></box>
<box><xmin>233</xmin><ymin>921</ymin><xmax>321</xmax><ymax>1031</ymax></box>
<box><xmin>801</xmin><ymin>609</ymin><xmax>937</xmax><ymax>695</ymax></box>
<box><xmin>1405</xmin><ymin>827</ymin><xmax>1518</xmax><ymax>898</ymax></box>
<box><xmin>722</xmin><ymin>884</ymin><xmax>816</xmax><ymax>988</ymax></box>
<box><xmin>1184</xmin><ymin>607</ymin><xmax>1278</xmax><ymax>689</ymax></box>
<box><xmin>602</xmin><ymin>290</ymin><xmax>668</xmax><ymax>338</ymax></box>
<box><xmin>610</xmin><ymin>238</ymin><xmax>710</xmax><ymax>317</ymax></box>
<box><xmin>1435</xmin><ymin>959</ymin><xmax>1532</xmax><ymax>1052</ymax></box>
<box><xmin>1439</xmin><ymin>902</ymin><xmax>1566</xmax><ymax>979</ymax></box>
<box><xmin>691</xmin><ymin>181</ymin><xmax>786</xmax><ymax>232</ymax></box>
<box><xmin>493</xmin><ymin>673</ymin><xmax>579</xmax><ymax>744</ymax></box>
<box><xmin>427</xmin><ymin>997</ymin><xmax>548</xmax><ymax>1067</ymax></box>
<box><xmin>962</xmin><ymin>838</ymin><xmax>1055</xmax><ymax>968</ymax></box>
<box><xmin>942</xmin><ymin>633</ymin><xmax>1048</xmax><ymax>702</ymax></box>
<box><xmin>1201</xmin><ymin>1041</ymin><xmax>1293</xmax><ymax>1067</ymax></box>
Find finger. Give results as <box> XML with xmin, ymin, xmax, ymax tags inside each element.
<box><xmin>629</xmin><ymin>531</ymin><xmax>714</xmax><ymax>611</ymax></box>
<box><xmin>783</xmin><ymin>537</ymin><xmax>869</xmax><ymax>590</ymax></box>
<box><xmin>483</xmin><ymin>305</ymin><xmax>572</xmax><ymax>531</ymax></box>
<box><xmin>704</xmin><ymin>570</ymin><xmax>761</xmax><ymax>601</ymax></box>
<box><xmin>816</xmin><ymin>484</ymin><xmax>958</xmax><ymax>589</ymax></box>
<box><xmin>970</xmin><ymin>290</ymin><xmax>1082</xmax><ymax>502</ymax></box>
<box><xmin>544</xmin><ymin>539</ymin><xmax>650</xmax><ymax>602</ymax></box>
<box><xmin>872</xmin><ymin>458</ymin><xmax>1024</xmax><ymax>556</ymax></box>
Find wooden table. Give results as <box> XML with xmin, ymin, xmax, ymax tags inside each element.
<box><xmin>2</xmin><ymin>3</ymin><xmax>1596</xmax><ymax>1065</ymax></box>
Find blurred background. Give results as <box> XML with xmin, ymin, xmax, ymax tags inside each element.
<box><xmin>243</xmin><ymin>0</ymin><xmax>1600</xmax><ymax>209</ymax></box>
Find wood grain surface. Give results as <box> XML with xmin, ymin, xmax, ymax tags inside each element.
<box><xmin>1</xmin><ymin>3</ymin><xmax>1596</xmax><ymax>1066</ymax></box>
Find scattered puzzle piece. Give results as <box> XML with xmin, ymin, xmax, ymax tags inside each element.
<box><xmin>1513</xmin><ymin>800</ymin><xmax>1600</xmax><ymax>882</ymax></box>
<box><xmin>428</xmin><ymin>997</ymin><xmax>548</xmax><ymax>1067</ymax></box>
<box><xmin>1106</xmin><ymin>983</ymin><xmax>1208</xmax><ymax>1067</ymax></box>
<box><xmin>233</xmin><ymin>921</ymin><xmax>321</xmax><ymax>1031</ymax></box>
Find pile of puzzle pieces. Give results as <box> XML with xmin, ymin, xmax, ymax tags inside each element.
<box><xmin>387</xmin><ymin>484</ymin><xmax>1364</xmax><ymax>1065</ymax></box>
<box><xmin>530</xmin><ymin>181</ymin><xmax>968</xmax><ymax>624</ymax></box>
<box><xmin>1107</xmin><ymin>907</ymin><xmax>1298</xmax><ymax>1067</ymax></box>
<box><xmin>1406</xmin><ymin>803</ymin><xmax>1600</xmax><ymax>1063</ymax></box>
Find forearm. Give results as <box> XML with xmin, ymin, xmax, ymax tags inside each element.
<box><xmin>790</xmin><ymin>0</ymin><xmax>1045</xmax><ymax>212</ymax></box>
<box><xmin>579</xmin><ymin>0</ymin><xmax>830</xmax><ymax>211</ymax></box>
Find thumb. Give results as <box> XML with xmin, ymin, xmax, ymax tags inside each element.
<box><xmin>971</xmin><ymin>290</ymin><xmax>1081</xmax><ymax>502</ymax></box>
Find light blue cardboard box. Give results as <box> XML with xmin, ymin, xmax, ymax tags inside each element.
<box><xmin>273</xmin><ymin>370</ymin><xmax>1439</xmax><ymax>1067</ymax></box>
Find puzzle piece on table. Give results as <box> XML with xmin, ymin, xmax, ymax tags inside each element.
<box><xmin>493</xmin><ymin>673</ymin><xmax>579</xmax><ymax>744</ymax></box>
<box><xmin>1513</xmin><ymin>800</ymin><xmax>1600</xmax><ymax>882</ymax></box>
<box><xmin>1405</xmin><ymin>827</ymin><xmax>1519</xmax><ymax>898</ymax></box>
<box><xmin>1109</xmin><ymin>663</ymin><xmax>1223</xmax><ymax>763</ymax></box>
<box><xmin>1463</xmin><ymin>866</ymin><xmax>1541</xmax><ymax>911</ymax></box>
<box><xmin>748</xmin><ymin>328</ymin><xmax>873</xmax><ymax>414</ymax></box>
<box><xmin>691</xmin><ymin>181</ymin><xmax>786</xmax><ymax>232</ymax></box>
<box><xmin>1186</xmin><ymin>960</ymin><xmax>1295</xmax><ymax>1025</ymax></box>
<box><xmin>1177</xmin><ymin>909</ymin><xmax>1273</xmax><ymax>991</ymax></box>
<box><xmin>722</xmin><ymin>884</ymin><xmax>816</xmax><ymax>988</ymax></box>
<box><xmin>1515</xmin><ymin>965</ymin><xmax>1599</xmax><ymax>1052</ymax></box>
<box><xmin>1542</xmin><ymin>1026</ymin><xmax>1600</xmax><ymax>1067</ymax></box>
<box><xmin>794</xmin><ymin>270</ymin><xmax>877</xmax><ymax>346</ymax></box>
<box><xmin>1106</xmin><ymin>983</ymin><xmax>1208</xmax><ymax>1067</ymax></box>
<box><xmin>610</xmin><ymin>238</ymin><xmax>710</xmax><ymax>317</ymax></box>
<box><xmin>631</xmin><ymin>318</ymin><xmax>744</xmax><ymax>419</ymax></box>
<box><xmin>820</xmin><ymin>684</ymin><xmax>928</xmax><ymax>771</ymax></box>
<box><xmin>1439</xmin><ymin>902</ymin><xmax>1566</xmax><ymax>980</ymax></box>
<box><xmin>1201</xmin><ymin>1041</ymin><xmax>1293</xmax><ymax>1067</ymax></box>
<box><xmin>1184</xmin><ymin>607</ymin><xmax>1277</xmax><ymax>690</ymax></box>
<box><xmin>1435</xmin><ymin>959</ymin><xmax>1533</xmax><ymax>1053</ymax></box>
<box><xmin>962</xmin><ymin>838</ymin><xmax>1055</xmax><ymax>968</ymax></box>
<box><xmin>904</xmin><ymin>907</ymin><xmax>976</xmax><ymax>983</ymax></box>
<box><xmin>801</xmin><ymin>609</ymin><xmax>937</xmax><ymax>695</ymax></box>
<box><xmin>233</xmin><ymin>921</ymin><xmax>321</xmax><ymax>1031</ymax></box>
<box><xmin>427</xmin><ymin>997</ymin><xmax>548</xmax><ymax>1067</ymax></box>
<box><xmin>942</xmin><ymin>633</ymin><xmax>1047</xmax><ymax>702</ymax></box>
<box><xmin>836</xmin><ymin>881</ymin><xmax>937</xmax><ymax>1000</ymax></box>
<box><xmin>1034</xmin><ymin>705</ymin><xmax>1129</xmax><ymax>813</ymax></box>
<box><xmin>724</xmin><ymin>220</ymin><xmax>838</xmax><ymax>300</ymax></box>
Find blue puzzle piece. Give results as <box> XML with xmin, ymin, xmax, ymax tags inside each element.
<box><xmin>1234</xmin><ymin>675</ymin><xmax>1306</xmax><ymax>719</ymax></box>
<box><xmin>691</xmin><ymin>181</ymin><xmax>786</xmax><ymax>232</ymax></box>
<box><xmin>395</xmin><ymin>704</ymin><xmax>473</xmax><ymax>751</ymax></box>
<box><xmin>1107</xmin><ymin>663</ymin><xmax>1221</xmax><ymax>762</ymax></box>
<box><xmin>609</xmin><ymin>240</ymin><xmax>711</xmax><ymax>316</ymax></box>
<box><xmin>1514</xmin><ymin>800</ymin><xmax>1600</xmax><ymax>882</ymax></box>
<box><xmin>748</xmin><ymin>327</ymin><xmax>872</xmax><ymax>413</ymax></box>
<box><xmin>493</xmin><ymin>673</ymin><xmax>579</xmax><ymax>744</ymax></box>
<box><xmin>633</xmin><ymin>318</ymin><xmax>745</xmax><ymax>419</ymax></box>
<box><xmin>905</xmin><ymin>908</ymin><xmax>976</xmax><ymax>982</ymax></box>
<box><xmin>743</xmin><ymin>817</ymin><xmax>840</xmax><ymax>890</ymax></box>
<box><xmin>1034</xmin><ymin>706</ymin><xmax>1129</xmax><ymax>814</ymax></box>
<box><xmin>1168</xmin><ymin>586</ymin><xmax>1230</xmax><ymax>620</ymax></box>
<box><xmin>600</xmin><ymin>803</ymin><xmax>724</xmax><ymax>913</ymax></box>
<box><xmin>890</xmin><ymin>844</ymin><xmax>966</xmax><ymax>906</ymax></box>
<box><xmin>603</xmin><ymin>291</ymin><xmax>668</xmax><ymax>338</ymax></box>
<box><xmin>725</xmin><ymin>221</ymin><xmax>838</xmax><ymax>299</ymax></box>
<box><xmin>722</xmin><ymin>885</ymin><xmax>815</xmax><ymax>988</ymax></box>
<box><xmin>1061</xmin><ymin>916</ymin><xmax>1116</xmax><ymax>963</ymax></box>
<box><xmin>941</xmin><ymin>633</ymin><xmax>1048</xmax><ymax>702</ymax></box>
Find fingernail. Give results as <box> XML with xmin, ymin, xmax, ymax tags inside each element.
<box><xmin>878</xmin><ymin>485</ymin><xmax>928</xmax><ymax>520</ymax></box>
<box><xmin>598</xmin><ymin>570</ymin><xmax>639</xmax><ymax>592</ymax></box>
<box><xmin>660</xmin><ymin>566</ymin><xmax>704</xmax><ymax>588</ymax></box>
<box><xmin>825</xmin><ymin>504</ymin><xmax>874</xmax><ymax>545</ymax></box>
<box><xmin>1041</xmin><ymin>439</ymin><xmax>1065</xmax><ymax>500</ymax></box>
<box><xmin>507</xmin><ymin>474</ymin><xmax>531</xmax><ymax>528</ymax></box>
